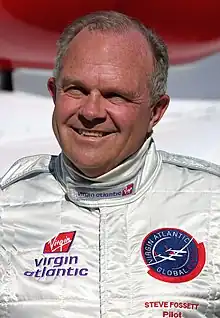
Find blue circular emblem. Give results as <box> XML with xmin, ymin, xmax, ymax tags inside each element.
<box><xmin>141</xmin><ymin>228</ymin><xmax>205</xmax><ymax>283</ymax></box>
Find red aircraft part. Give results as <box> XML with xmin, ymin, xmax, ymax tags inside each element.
<box><xmin>0</xmin><ymin>0</ymin><xmax>220</xmax><ymax>70</ymax></box>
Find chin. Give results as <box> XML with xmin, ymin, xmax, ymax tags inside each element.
<box><xmin>77</xmin><ymin>166</ymin><xmax>106</xmax><ymax>178</ymax></box>
<box><xmin>74</xmin><ymin>159</ymin><xmax>111</xmax><ymax>177</ymax></box>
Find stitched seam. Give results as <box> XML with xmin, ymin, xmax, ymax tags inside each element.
<box><xmin>205</xmin><ymin>179</ymin><xmax>217</xmax><ymax>317</ymax></box>
<box><xmin>126</xmin><ymin>204</ymin><xmax>132</xmax><ymax>316</ymax></box>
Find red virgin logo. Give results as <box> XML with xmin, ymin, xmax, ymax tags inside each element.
<box><xmin>43</xmin><ymin>231</ymin><xmax>76</xmax><ymax>253</ymax></box>
<box><xmin>122</xmin><ymin>183</ymin><xmax>134</xmax><ymax>196</ymax></box>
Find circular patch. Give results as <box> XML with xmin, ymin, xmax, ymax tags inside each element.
<box><xmin>141</xmin><ymin>228</ymin><xmax>206</xmax><ymax>283</ymax></box>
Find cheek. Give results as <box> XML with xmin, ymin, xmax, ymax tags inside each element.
<box><xmin>112</xmin><ymin>106</ymin><xmax>150</xmax><ymax>133</ymax></box>
<box><xmin>126</xmin><ymin>107</ymin><xmax>151</xmax><ymax>139</ymax></box>
<box><xmin>108</xmin><ymin>105</ymin><xmax>138</xmax><ymax>129</ymax></box>
<box><xmin>54</xmin><ymin>95</ymin><xmax>79</xmax><ymax>124</ymax></box>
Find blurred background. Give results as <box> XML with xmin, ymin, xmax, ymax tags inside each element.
<box><xmin>1</xmin><ymin>0</ymin><xmax>220</xmax><ymax>176</ymax></box>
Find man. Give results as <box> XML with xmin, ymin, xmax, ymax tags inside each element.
<box><xmin>0</xmin><ymin>11</ymin><xmax>220</xmax><ymax>318</ymax></box>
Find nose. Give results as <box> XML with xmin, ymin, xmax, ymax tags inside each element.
<box><xmin>78</xmin><ymin>89</ymin><xmax>107</xmax><ymax>124</ymax></box>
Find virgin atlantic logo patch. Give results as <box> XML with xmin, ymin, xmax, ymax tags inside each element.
<box><xmin>43</xmin><ymin>231</ymin><xmax>76</xmax><ymax>253</ymax></box>
<box><xmin>141</xmin><ymin>228</ymin><xmax>206</xmax><ymax>283</ymax></box>
<box><xmin>24</xmin><ymin>231</ymin><xmax>89</xmax><ymax>279</ymax></box>
<box><xmin>122</xmin><ymin>183</ymin><xmax>134</xmax><ymax>196</ymax></box>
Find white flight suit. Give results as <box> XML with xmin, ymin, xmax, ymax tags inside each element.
<box><xmin>0</xmin><ymin>138</ymin><xmax>220</xmax><ymax>317</ymax></box>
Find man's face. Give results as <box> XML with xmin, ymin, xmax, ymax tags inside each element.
<box><xmin>48</xmin><ymin>28</ymin><xmax>169</xmax><ymax>177</ymax></box>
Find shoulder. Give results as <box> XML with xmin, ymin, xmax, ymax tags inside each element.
<box><xmin>154</xmin><ymin>150</ymin><xmax>220</xmax><ymax>193</ymax></box>
<box><xmin>0</xmin><ymin>154</ymin><xmax>57</xmax><ymax>190</ymax></box>
<box><xmin>158</xmin><ymin>150</ymin><xmax>220</xmax><ymax>178</ymax></box>
<box><xmin>158</xmin><ymin>150</ymin><xmax>220</xmax><ymax>188</ymax></box>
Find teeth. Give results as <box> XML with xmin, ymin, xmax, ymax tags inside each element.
<box><xmin>78</xmin><ymin>129</ymin><xmax>104</xmax><ymax>137</ymax></box>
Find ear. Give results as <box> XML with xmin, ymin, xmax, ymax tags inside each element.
<box><xmin>47</xmin><ymin>77</ymin><xmax>57</xmax><ymax>104</ymax></box>
<box><xmin>148</xmin><ymin>94</ymin><xmax>170</xmax><ymax>132</ymax></box>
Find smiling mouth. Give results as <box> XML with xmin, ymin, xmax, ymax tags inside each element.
<box><xmin>73</xmin><ymin>128</ymin><xmax>112</xmax><ymax>137</ymax></box>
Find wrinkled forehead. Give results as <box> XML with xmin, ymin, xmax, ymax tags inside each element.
<box><xmin>60</xmin><ymin>28</ymin><xmax>154</xmax><ymax>92</ymax></box>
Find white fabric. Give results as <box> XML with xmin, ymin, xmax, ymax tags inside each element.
<box><xmin>0</xmin><ymin>138</ymin><xmax>220</xmax><ymax>317</ymax></box>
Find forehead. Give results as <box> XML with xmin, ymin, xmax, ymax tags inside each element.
<box><xmin>60</xmin><ymin>28</ymin><xmax>154</xmax><ymax>91</ymax></box>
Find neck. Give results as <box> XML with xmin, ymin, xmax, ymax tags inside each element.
<box><xmin>55</xmin><ymin>137</ymin><xmax>161</xmax><ymax>208</ymax></box>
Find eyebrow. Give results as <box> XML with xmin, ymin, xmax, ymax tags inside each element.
<box><xmin>60</xmin><ymin>76</ymin><xmax>142</xmax><ymax>100</ymax></box>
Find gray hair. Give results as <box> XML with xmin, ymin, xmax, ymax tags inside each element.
<box><xmin>54</xmin><ymin>11</ymin><xmax>169</xmax><ymax>103</ymax></box>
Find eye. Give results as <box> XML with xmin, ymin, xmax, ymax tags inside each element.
<box><xmin>105</xmin><ymin>92</ymin><xmax>129</xmax><ymax>103</ymax></box>
<box><xmin>65</xmin><ymin>86</ymin><xmax>88</xmax><ymax>97</ymax></box>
